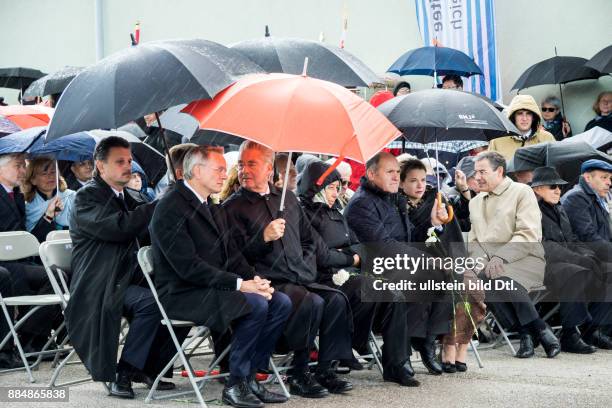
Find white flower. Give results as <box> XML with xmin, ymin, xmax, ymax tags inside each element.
<box><xmin>425</xmin><ymin>236</ymin><xmax>438</xmax><ymax>243</ymax></box>
<box><xmin>332</xmin><ymin>269</ymin><xmax>351</xmax><ymax>286</ymax></box>
<box><xmin>427</xmin><ymin>226</ymin><xmax>436</xmax><ymax>237</ymax></box>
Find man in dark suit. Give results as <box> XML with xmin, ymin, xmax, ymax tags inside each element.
<box><xmin>66</xmin><ymin>137</ymin><xmax>177</xmax><ymax>399</ymax></box>
<box><xmin>0</xmin><ymin>152</ymin><xmax>60</xmax><ymax>366</ymax></box>
<box><xmin>150</xmin><ymin>145</ymin><xmax>291</xmax><ymax>408</ymax></box>
<box><xmin>223</xmin><ymin>141</ymin><xmax>354</xmax><ymax>398</ymax></box>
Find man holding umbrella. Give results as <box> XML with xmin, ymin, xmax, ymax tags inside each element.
<box><xmin>224</xmin><ymin>141</ymin><xmax>354</xmax><ymax>398</ymax></box>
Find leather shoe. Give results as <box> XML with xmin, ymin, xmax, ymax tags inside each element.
<box><xmin>109</xmin><ymin>370</ymin><xmax>135</xmax><ymax>399</ymax></box>
<box><xmin>413</xmin><ymin>341</ymin><xmax>442</xmax><ymax>375</ymax></box>
<box><xmin>585</xmin><ymin>328</ymin><xmax>612</xmax><ymax>350</ymax></box>
<box><xmin>338</xmin><ymin>356</ymin><xmax>364</xmax><ymax>371</ymax></box>
<box><xmin>515</xmin><ymin>333</ymin><xmax>535</xmax><ymax>358</ymax></box>
<box><xmin>248</xmin><ymin>376</ymin><xmax>288</xmax><ymax>403</ymax></box>
<box><xmin>315</xmin><ymin>369</ymin><xmax>353</xmax><ymax>394</ymax></box>
<box><xmin>561</xmin><ymin>331</ymin><xmax>597</xmax><ymax>354</ymax></box>
<box><xmin>288</xmin><ymin>371</ymin><xmax>329</xmax><ymax>398</ymax></box>
<box><xmin>0</xmin><ymin>349</ymin><xmax>23</xmax><ymax>369</ymax></box>
<box><xmin>538</xmin><ymin>327</ymin><xmax>561</xmax><ymax>358</ymax></box>
<box><xmin>441</xmin><ymin>362</ymin><xmax>456</xmax><ymax>373</ymax></box>
<box><xmin>222</xmin><ymin>380</ymin><xmax>263</xmax><ymax>408</ymax></box>
<box><xmin>383</xmin><ymin>360</ymin><xmax>420</xmax><ymax>387</ymax></box>
<box><xmin>131</xmin><ymin>370</ymin><xmax>176</xmax><ymax>391</ymax></box>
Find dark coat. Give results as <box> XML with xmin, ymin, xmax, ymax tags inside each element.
<box><xmin>449</xmin><ymin>190</ymin><xmax>473</xmax><ymax>232</ymax></box>
<box><xmin>561</xmin><ymin>176</ymin><xmax>611</xmax><ymax>243</ymax></box>
<box><xmin>584</xmin><ymin>114</ymin><xmax>612</xmax><ymax>133</ymax></box>
<box><xmin>64</xmin><ymin>172</ymin><xmax>87</xmax><ymax>192</ymax></box>
<box><xmin>149</xmin><ymin>180</ymin><xmax>251</xmax><ymax>332</ymax></box>
<box><xmin>344</xmin><ymin>177</ymin><xmax>414</xmax><ymax>244</ymax></box>
<box><xmin>65</xmin><ymin>175</ymin><xmax>156</xmax><ymax>381</ymax></box>
<box><xmin>0</xmin><ymin>186</ymin><xmax>55</xmax><ymax>242</ymax></box>
<box><xmin>543</xmin><ymin>113</ymin><xmax>572</xmax><ymax>141</ymax></box>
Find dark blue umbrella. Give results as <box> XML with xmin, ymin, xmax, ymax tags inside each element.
<box><xmin>387</xmin><ymin>46</ymin><xmax>482</xmax><ymax>79</ymax></box>
<box><xmin>0</xmin><ymin>126</ymin><xmax>46</xmax><ymax>155</ymax></box>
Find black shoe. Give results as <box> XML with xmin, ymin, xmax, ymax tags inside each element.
<box><xmin>222</xmin><ymin>380</ymin><xmax>264</xmax><ymax>408</ymax></box>
<box><xmin>441</xmin><ymin>362</ymin><xmax>457</xmax><ymax>373</ymax></box>
<box><xmin>247</xmin><ymin>376</ymin><xmax>288</xmax><ymax>403</ymax></box>
<box><xmin>314</xmin><ymin>369</ymin><xmax>353</xmax><ymax>394</ymax></box>
<box><xmin>383</xmin><ymin>360</ymin><xmax>420</xmax><ymax>387</ymax></box>
<box><xmin>538</xmin><ymin>327</ymin><xmax>561</xmax><ymax>358</ymax></box>
<box><xmin>414</xmin><ymin>342</ymin><xmax>442</xmax><ymax>375</ymax></box>
<box><xmin>455</xmin><ymin>361</ymin><xmax>467</xmax><ymax>372</ymax></box>
<box><xmin>584</xmin><ymin>328</ymin><xmax>612</xmax><ymax>350</ymax></box>
<box><xmin>0</xmin><ymin>349</ymin><xmax>23</xmax><ymax>369</ymax></box>
<box><xmin>109</xmin><ymin>370</ymin><xmax>135</xmax><ymax>399</ymax></box>
<box><xmin>338</xmin><ymin>356</ymin><xmax>364</xmax><ymax>371</ymax></box>
<box><xmin>131</xmin><ymin>370</ymin><xmax>176</xmax><ymax>391</ymax></box>
<box><xmin>288</xmin><ymin>371</ymin><xmax>329</xmax><ymax>398</ymax></box>
<box><xmin>561</xmin><ymin>331</ymin><xmax>597</xmax><ymax>354</ymax></box>
<box><xmin>515</xmin><ymin>333</ymin><xmax>535</xmax><ymax>358</ymax></box>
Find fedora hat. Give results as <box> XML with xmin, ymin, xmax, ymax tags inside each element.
<box><xmin>530</xmin><ymin>166</ymin><xmax>567</xmax><ymax>187</ymax></box>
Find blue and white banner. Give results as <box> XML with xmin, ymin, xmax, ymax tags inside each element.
<box><xmin>415</xmin><ymin>0</ymin><xmax>502</xmax><ymax>101</ymax></box>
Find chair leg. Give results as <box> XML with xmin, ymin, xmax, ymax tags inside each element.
<box><xmin>490</xmin><ymin>314</ymin><xmax>516</xmax><ymax>356</ymax></box>
<box><xmin>367</xmin><ymin>331</ymin><xmax>384</xmax><ymax>375</ymax></box>
<box><xmin>269</xmin><ymin>358</ymin><xmax>290</xmax><ymax>399</ymax></box>
<box><xmin>0</xmin><ymin>301</ymin><xmax>35</xmax><ymax>382</ymax></box>
<box><xmin>469</xmin><ymin>339</ymin><xmax>484</xmax><ymax>368</ymax></box>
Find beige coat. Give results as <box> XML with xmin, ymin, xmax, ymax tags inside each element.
<box><xmin>467</xmin><ymin>177</ymin><xmax>545</xmax><ymax>290</ymax></box>
<box><xmin>488</xmin><ymin>94</ymin><xmax>556</xmax><ymax>161</ymax></box>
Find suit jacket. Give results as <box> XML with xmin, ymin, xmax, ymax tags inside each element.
<box><xmin>0</xmin><ymin>186</ymin><xmax>54</xmax><ymax>242</ymax></box>
<box><xmin>149</xmin><ymin>180</ymin><xmax>251</xmax><ymax>331</ymax></box>
<box><xmin>468</xmin><ymin>177</ymin><xmax>546</xmax><ymax>290</ymax></box>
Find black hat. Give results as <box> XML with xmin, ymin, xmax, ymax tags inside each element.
<box><xmin>530</xmin><ymin>166</ymin><xmax>567</xmax><ymax>187</ymax></box>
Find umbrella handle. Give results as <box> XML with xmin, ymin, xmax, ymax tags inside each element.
<box><xmin>436</xmin><ymin>191</ymin><xmax>454</xmax><ymax>224</ymax></box>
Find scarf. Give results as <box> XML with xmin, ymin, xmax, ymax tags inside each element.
<box><xmin>511</xmin><ymin>129</ymin><xmax>533</xmax><ymax>143</ymax></box>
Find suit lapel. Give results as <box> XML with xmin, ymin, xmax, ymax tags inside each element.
<box><xmin>178</xmin><ymin>181</ymin><xmax>221</xmax><ymax>236</ymax></box>
<box><xmin>0</xmin><ymin>188</ymin><xmax>22</xmax><ymax>220</ymax></box>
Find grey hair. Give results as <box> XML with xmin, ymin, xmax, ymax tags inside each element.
<box><xmin>182</xmin><ymin>145</ymin><xmax>224</xmax><ymax>180</ymax></box>
<box><xmin>541</xmin><ymin>96</ymin><xmax>561</xmax><ymax>110</ymax></box>
<box><xmin>474</xmin><ymin>151</ymin><xmax>506</xmax><ymax>176</ymax></box>
<box><xmin>238</xmin><ymin>140</ymin><xmax>274</xmax><ymax>165</ymax></box>
<box><xmin>366</xmin><ymin>151</ymin><xmax>396</xmax><ymax>173</ymax></box>
<box><xmin>0</xmin><ymin>153</ymin><xmax>25</xmax><ymax>168</ymax></box>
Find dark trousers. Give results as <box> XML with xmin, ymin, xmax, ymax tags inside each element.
<box><xmin>229</xmin><ymin>291</ymin><xmax>291</xmax><ymax>378</ymax></box>
<box><xmin>0</xmin><ymin>261</ymin><xmax>62</xmax><ymax>345</ymax></box>
<box><xmin>482</xmin><ymin>276</ymin><xmax>539</xmax><ymax>329</ymax></box>
<box><xmin>121</xmin><ymin>285</ymin><xmax>188</xmax><ymax>377</ymax></box>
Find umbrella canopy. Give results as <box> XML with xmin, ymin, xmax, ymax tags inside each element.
<box><xmin>558</xmin><ymin>126</ymin><xmax>612</xmax><ymax>152</ymax></box>
<box><xmin>387</xmin><ymin>139</ymin><xmax>488</xmax><ymax>153</ymax></box>
<box><xmin>30</xmin><ymin>129</ymin><xmax>166</xmax><ymax>184</ymax></box>
<box><xmin>378</xmin><ymin>89</ymin><xmax>519</xmax><ymax>144</ymax></box>
<box><xmin>0</xmin><ymin>67</ymin><xmax>46</xmax><ymax>91</ymax></box>
<box><xmin>511</xmin><ymin>56</ymin><xmax>604</xmax><ymax>91</ymax></box>
<box><xmin>46</xmin><ymin>38</ymin><xmax>264</xmax><ymax>142</ymax></box>
<box><xmin>512</xmin><ymin>141</ymin><xmax>612</xmax><ymax>186</ymax></box>
<box><xmin>0</xmin><ymin>126</ymin><xmax>47</xmax><ymax>155</ymax></box>
<box><xmin>182</xmin><ymin>73</ymin><xmax>401</xmax><ymax>163</ymax></box>
<box><xmin>387</xmin><ymin>46</ymin><xmax>483</xmax><ymax>77</ymax></box>
<box><xmin>23</xmin><ymin>66</ymin><xmax>84</xmax><ymax>97</ymax></box>
<box><xmin>0</xmin><ymin>105</ymin><xmax>54</xmax><ymax>135</ymax></box>
<box><xmin>585</xmin><ymin>45</ymin><xmax>612</xmax><ymax>73</ymax></box>
<box><xmin>231</xmin><ymin>36</ymin><xmax>381</xmax><ymax>87</ymax></box>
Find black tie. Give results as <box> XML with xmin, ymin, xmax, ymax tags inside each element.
<box><xmin>117</xmin><ymin>192</ymin><xmax>129</xmax><ymax>212</ymax></box>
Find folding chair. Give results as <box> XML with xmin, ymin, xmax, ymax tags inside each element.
<box><xmin>0</xmin><ymin>231</ymin><xmax>67</xmax><ymax>382</ymax></box>
<box><xmin>45</xmin><ymin>230</ymin><xmax>71</xmax><ymax>242</ymax></box>
<box><xmin>137</xmin><ymin>246</ymin><xmax>289</xmax><ymax>406</ymax></box>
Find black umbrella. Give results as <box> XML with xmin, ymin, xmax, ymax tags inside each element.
<box><xmin>150</xmin><ymin>104</ymin><xmax>243</xmax><ymax>147</ymax></box>
<box><xmin>46</xmin><ymin>39</ymin><xmax>264</xmax><ymax>142</ymax></box>
<box><xmin>0</xmin><ymin>67</ymin><xmax>46</xmax><ymax>93</ymax></box>
<box><xmin>23</xmin><ymin>66</ymin><xmax>84</xmax><ymax>97</ymax></box>
<box><xmin>231</xmin><ymin>29</ymin><xmax>380</xmax><ymax>87</ymax></box>
<box><xmin>513</xmin><ymin>141</ymin><xmax>612</xmax><ymax>188</ymax></box>
<box><xmin>511</xmin><ymin>56</ymin><xmax>604</xmax><ymax>91</ymax></box>
<box><xmin>378</xmin><ymin>89</ymin><xmax>519</xmax><ymax>144</ymax></box>
<box><xmin>585</xmin><ymin>45</ymin><xmax>612</xmax><ymax>73</ymax></box>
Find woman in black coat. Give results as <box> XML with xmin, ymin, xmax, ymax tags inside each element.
<box><xmin>532</xmin><ymin>166</ymin><xmax>612</xmax><ymax>353</ymax></box>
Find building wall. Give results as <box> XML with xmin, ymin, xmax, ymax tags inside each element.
<box><xmin>1</xmin><ymin>0</ymin><xmax>610</xmax><ymax>131</ymax></box>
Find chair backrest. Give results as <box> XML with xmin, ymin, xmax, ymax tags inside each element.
<box><xmin>39</xmin><ymin>239</ymin><xmax>73</xmax><ymax>307</ymax></box>
<box><xmin>138</xmin><ymin>246</ymin><xmax>154</xmax><ymax>276</ymax></box>
<box><xmin>46</xmin><ymin>230</ymin><xmax>71</xmax><ymax>242</ymax></box>
<box><xmin>0</xmin><ymin>231</ymin><xmax>39</xmax><ymax>261</ymax></box>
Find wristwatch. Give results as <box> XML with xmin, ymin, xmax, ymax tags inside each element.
<box><xmin>44</xmin><ymin>214</ymin><xmax>53</xmax><ymax>222</ymax></box>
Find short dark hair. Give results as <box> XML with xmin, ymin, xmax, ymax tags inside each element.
<box><xmin>366</xmin><ymin>151</ymin><xmax>396</xmax><ymax>173</ymax></box>
<box><xmin>393</xmin><ymin>81</ymin><xmax>411</xmax><ymax>96</ymax></box>
<box><xmin>475</xmin><ymin>151</ymin><xmax>506</xmax><ymax>176</ymax></box>
<box><xmin>400</xmin><ymin>158</ymin><xmax>427</xmax><ymax>182</ymax></box>
<box><xmin>443</xmin><ymin>74</ymin><xmax>463</xmax><ymax>88</ymax></box>
<box><xmin>168</xmin><ymin>142</ymin><xmax>197</xmax><ymax>170</ymax></box>
<box><xmin>94</xmin><ymin>136</ymin><xmax>130</xmax><ymax>162</ymax></box>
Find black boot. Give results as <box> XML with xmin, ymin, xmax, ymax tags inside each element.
<box><xmin>130</xmin><ymin>369</ymin><xmax>176</xmax><ymax>391</ymax></box>
<box><xmin>383</xmin><ymin>360</ymin><xmax>420</xmax><ymax>387</ymax></box>
<box><xmin>538</xmin><ymin>327</ymin><xmax>561</xmax><ymax>358</ymax></box>
<box><xmin>515</xmin><ymin>333</ymin><xmax>535</xmax><ymax>358</ymax></box>
<box><xmin>222</xmin><ymin>379</ymin><xmax>264</xmax><ymax>408</ymax></box>
<box><xmin>314</xmin><ymin>365</ymin><xmax>353</xmax><ymax>394</ymax></box>
<box><xmin>288</xmin><ymin>370</ymin><xmax>329</xmax><ymax>398</ymax></box>
<box><xmin>109</xmin><ymin>368</ymin><xmax>135</xmax><ymax>399</ymax></box>
<box><xmin>0</xmin><ymin>348</ymin><xmax>23</xmax><ymax>369</ymax></box>
<box><xmin>247</xmin><ymin>375</ymin><xmax>288</xmax><ymax>403</ymax></box>
<box><xmin>413</xmin><ymin>337</ymin><xmax>442</xmax><ymax>375</ymax></box>
<box><xmin>560</xmin><ymin>329</ymin><xmax>596</xmax><ymax>354</ymax></box>
<box><xmin>584</xmin><ymin>328</ymin><xmax>612</xmax><ymax>350</ymax></box>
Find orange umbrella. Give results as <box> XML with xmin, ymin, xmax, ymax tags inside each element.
<box><xmin>182</xmin><ymin>73</ymin><xmax>400</xmax><ymax>163</ymax></box>
<box><xmin>0</xmin><ymin>105</ymin><xmax>54</xmax><ymax>131</ymax></box>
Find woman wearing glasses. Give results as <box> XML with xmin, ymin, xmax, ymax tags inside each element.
<box><xmin>541</xmin><ymin>96</ymin><xmax>572</xmax><ymax>141</ymax></box>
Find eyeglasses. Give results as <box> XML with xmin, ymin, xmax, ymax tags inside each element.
<box><xmin>548</xmin><ymin>185</ymin><xmax>562</xmax><ymax>190</ymax></box>
<box><xmin>541</xmin><ymin>107</ymin><xmax>557</xmax><ymax>113</ymax></box>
